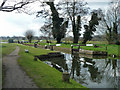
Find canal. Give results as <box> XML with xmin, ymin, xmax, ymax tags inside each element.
<box><xmin>40</xmin><ymin>52</ymin><xmax>119</xmax><ymax>88</ymax></box>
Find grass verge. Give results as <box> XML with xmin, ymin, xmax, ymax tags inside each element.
<box><xmin>38</xmin><ymin>42</ymin><xmax>120</xmax><ymax>57</ymax></box>
<box><xmin>18</xmin><ymin>44</ymin><xmax>86</xmax><ymax>88</ymax></box>
<box><xmin>2</xmin><ymin>43</ymin><xmax>17</xmax><ymax>57</ymax></box>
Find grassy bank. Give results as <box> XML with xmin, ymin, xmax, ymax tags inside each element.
<box><xmin>22</xmin><ymin>40</ymin><xmax>120</xmax><ymax>57</ymax></box>
<box><xmin>18</xmin><ymin>44</ymin><xmax>86</xmax><ymax>88</ymax></box>
<box><xmin>2</xmin><ymin>43</ymin><xmax>17</xmax><ymax>57</ymax></box>
<box><xmin>80</xmin><ymin>44</ymin><xmax>120</xmax><ymax>56</ymax></box>
<box><xmin>37</xmin><ymin>42</ymin><xmax>120</xmax><ymax>57</ymax></box>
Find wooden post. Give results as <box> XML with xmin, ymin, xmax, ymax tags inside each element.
<box><xmin>71</xmin><ymin>45</ymin><xmax>73</xmax><ymax>53</ymax></box>
<box><xmin>78</xmin><ymin>45</ymin><xmax>80</xmax><ymax>50</ymax></box>
<box><xmin>49</xmin><ymin>43</ymin><xmax>51</xmax><ymax>49</ymax></box>
<box><xmin>34</xmin><ymin>56</ymin><xmax>37</xmax><ymax>61</ymax></box>
<box><xmin>51</xmin><ymin>45</ymin><xmax>54</xmax><ymax>51</ymax></box>
<box><xmin>34</xmin><ymin>43</ymin><xmax>37</xmax><ymax>48</ymax></box>
<box><xmin>49</xmin><ymin>45</ymin><xmax>50</xmax><ymax>49</ymax></box>
<box><xmin>62</xmin><ymin>72</ymin><xmax>70</xmax><ymax>83</ymax></box>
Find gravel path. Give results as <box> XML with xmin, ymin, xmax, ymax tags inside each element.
<box><xmin>3</xmin><ymin>46</ymin><xmax>38</xmax><ymax>88</ymax></box>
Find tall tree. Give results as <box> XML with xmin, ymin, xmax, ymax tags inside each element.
<box><xmin>82</xmin><ymin>11</ymin><xmax>100</xmax><ymax>44</ymax></box>
<box><xmin>98</xmin><ymin>0</ymin><xmax>120</xmax><ymax>44</ymax></box>
<box><xmin>47</xmin><ymin>2</ymin><xmax>69</xmax><ymax>43</ymax></box>
<box><xmin>37</xmin><ymin>1</ymin><xmax>69</xmax><ymax>43</ymax></box>
<box><xmin>40</xmin><ymin>20</ymin><xmax>52</xmax><ymax>41</ymax></box>
<box><xmin>58</xmin><ymin>0</ymin><xmax>89</xmax><ymax>43</ymax></box>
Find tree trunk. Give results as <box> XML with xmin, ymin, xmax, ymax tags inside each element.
<box><xmin>72</xmin><ymin>19</ymin><xmax>78</xmax><ymax>43</ymax></box>
<box><xmin>73</xmin><ymin>35</ymin><xmax>79</xmax><ymax>43</ymax></box>
<box><xmin>46</xmin><ymin>2</ymin><xmax>63</xmax><ymax>43</ymax></box>
<box><xmin>73</xmin><ymin>15</ymin><xmax>81</xmax><ymax>44</ymax></box>
<box><xmin>56</xmin><ymin>37</ymin><xmax>61</xmax><ymax>43</ymax></box>
<box><xmin>29</xmin><ymin>39</ymin><xmax>31</xmax><ymax>43</ymax></box>
<box><xmin>82</xmin><ymin>40</ymin><xmax>87</xmax><ymax>44</ymax></box>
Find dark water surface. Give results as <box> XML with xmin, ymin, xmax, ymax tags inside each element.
<box><xmin>41</xmin><ymin>52</ymin><xmax>120</xmax><ymax>88</ymax></box>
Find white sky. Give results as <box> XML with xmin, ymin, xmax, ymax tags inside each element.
<box><xmin>0</xmin><ymin>0</ymin><xmax>111</xmax><ymax>37</ymax></box>
<box><xmin>0</xmin><ymin>12</ymin><xmax>44</xmax><ymax>37</ymax></box>
<box><xmin>85</xmin><ymin>0</ymin><xmax>110</xmax><ymax>2</ymax></box>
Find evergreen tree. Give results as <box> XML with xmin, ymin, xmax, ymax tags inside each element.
<box><xmin>82</xmin><ymin>12</ymin><xmax>100</xmax><ymax>44</ymax></box>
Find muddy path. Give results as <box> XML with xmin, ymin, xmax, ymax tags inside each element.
<box><xmin>3</xmin><ymin>46</ymin><xmax>38</xmax><ymax>88</ymax></box>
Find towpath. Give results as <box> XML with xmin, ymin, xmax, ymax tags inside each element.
<box><xmin>3</xmin><ymin>46</ymin><xmax>38</xmax><ymax>88</ymax></box>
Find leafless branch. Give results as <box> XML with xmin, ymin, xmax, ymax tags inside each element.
<box><xmin>0</xmin><ymin>0</ymin><xmax>35</xmax><ymax>12</ymax></box>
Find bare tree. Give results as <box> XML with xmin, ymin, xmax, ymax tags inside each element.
<box><xmin>0</xmin><ymin>0</ymin><xmax>69</xmax><ymax>43</ymax></box>
<box><xmin>98</xmin><ymin>0</ymin><xmax>120</xmax><ymax>44</ymax></box>
<box><xmin>0</xmin><ymin>0</ymin><xmax>37</xmax><ymax>12</ymax></box>
<box><xmin>40</xmin><ymin>19</ymin><xmax>52</xmax><ymax>41</ymax></box>
<box><xmin>58</xmin><ymin>0</ymin><xmax>89</xmax><ymax>43</ymax></box>
<box><xmin>25</xmin><ymin>30</ymin><xmax>34</xmax><ymax>43</ymax></box>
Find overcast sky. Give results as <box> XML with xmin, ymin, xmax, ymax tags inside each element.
<box><xmin>0</xmin><ymin>0</ymin><xmax>111</xmax><ymax>37</ymax></box>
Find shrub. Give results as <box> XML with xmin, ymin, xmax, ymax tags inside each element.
<box><xmin>8</xmin><ymin>38</ymin><xmax>14</xmax><ymax>43</ymax></box>
<box><xmin>115</xmin><ymin>41</ymin><xmax>120</xmax><ymax>45</ymax></box>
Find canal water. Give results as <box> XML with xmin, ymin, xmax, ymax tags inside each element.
<box><xmin>41</xmin><ymin>52</ymin><xmax>119</xmax><ymax>88</ymax></box>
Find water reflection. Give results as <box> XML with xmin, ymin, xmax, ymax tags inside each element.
<box><xmin>44</xmin><ymin>56</ymin><xmax>68</xmax><ymax>72</ymax></box>
<box><xmin>84</xmin><ymin>58</ymin><xmax>102</xmax><ymax>83</ymax></box>
<box><xmin>71</xmin><ymin>53</ymin><xmax>81</xmax><ymax>78</ymax></box>
<box><xmin>42</xmin><ymin>52</ymin><xmax>119</xmax><ymax>88</ymax></box>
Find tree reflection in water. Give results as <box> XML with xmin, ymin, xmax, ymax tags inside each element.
<box><xmin>41</xmin><ymin>52</ymin><xmax>119</xmax><ymax>88</ymax></box>
<box><xmin>69</xmin><ymin>52</ymin><xmax>119</xmax><ymax>88</ymax></box>
<box><xmin>84</xmin><ymin>58</ymin><xmax>102</xmax><ymax>83</ymax></box>
<box><xmin>70</xmin><ymin>53</ymin><xmax>81</xmax><ymax>78</ymax></box>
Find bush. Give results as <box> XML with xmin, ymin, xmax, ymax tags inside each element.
<box><xmin>115</xmin><ymin>41</ymin><xmax>120</xmax><ymax>45</ymax></box>
<box><xmin>8</xmin><ymin>38</ymin><xmax>14</xmax><ymax>43</ymax></box>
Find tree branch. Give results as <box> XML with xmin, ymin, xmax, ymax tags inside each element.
<box><xmin>0</xmin><ymin>0</ymin><xmax>35</xmax><ymax>12</ymax></box>
<box><xmin>0</xmin><ymin>0</ymin><xmax>7</xmax><ymax>7</ymax></box>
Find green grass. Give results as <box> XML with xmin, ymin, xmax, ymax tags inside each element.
<box><xmin>86</xmin><ymin>41</ymin><xmax>108</xmax><ymax>44</ymax></box>
<box><xmin>23</xmin><ymin>40</ymin><xmax>120</xmax><ymax>57</ymax></box>
<box><xmin>18</xmin><ymin>44</ymin><xmax>86</xmax><ymax>88</ymax></box>
<box><xmin>2</xmin><ymin>43</ymin><xmax>17</xmax><ymax>57</ymax></box>
<box><xmin>80</xmin><ymin>44</ymin><xmax>119</xmax><ymax>56</ymax></box>
<box><xmin>107</xmin><ymin>44</ymin><xmax>120</xmax><ymax>56</ymax></box>
<box><xmin>80</xmin><ymin>44</ymin><xmax>106</xmax><ymax>51</ymax></box>
<box><xmin>38</xmin><ymin>42</ymin><xmax>120</xmax><ymax>57</ymax></box>
<box><xmin>1</xmin><ymin>40</ymin><xmax>8</xmax><ymax>42</ymax></box>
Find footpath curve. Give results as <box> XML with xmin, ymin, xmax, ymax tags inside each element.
<box><xmin>3</xmin><ymin>46</ymin><xmax>38</xmax><ymax>88</ymax></box>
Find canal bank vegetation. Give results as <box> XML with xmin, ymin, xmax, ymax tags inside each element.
<box><xmin>18</xmin><ymin>44</ymin><xmax>86</xmax><ymax>88</ymax></box>
<box><xmin>2</xmin><ymin>43</ymin><xmax>17</xmax><ymax>57</ymax></box>
<box><xmin>22</xmin><ymin>40</ymin><xmax>120</xmax><ymax>57</ymax></box>
<box><xmin>25</xmin><ymin>40</ymin><xmax>119</xmax><ymax>57</ymax></box>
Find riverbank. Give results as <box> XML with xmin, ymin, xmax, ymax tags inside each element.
<box><xmin>2</xmin><ymin>43</ymin><xmax>16</xmax><ymax>57</ymax></box>
<box><xmin>17</xmin><ymin>44</ymin><xmax>86</xmax><ymax>88</ymax></box>
<box><xmin>23</xmin><ymin>42</ymin><xmax>120</xmax><ymax>58</ymax></box>
<box><xmin>20</xmin><ymin>43</ymin><xmax>119</xmax><ymax>88</ymax></box>
<box><xmin>2</xmin><ymin>43</ymin><xmax>86</xmax><ymax>88</ymax></box>
<box><xmin>3</xmin><ymin>46</ymin><xmax>38</xmax><ymax>88</ymax></box>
